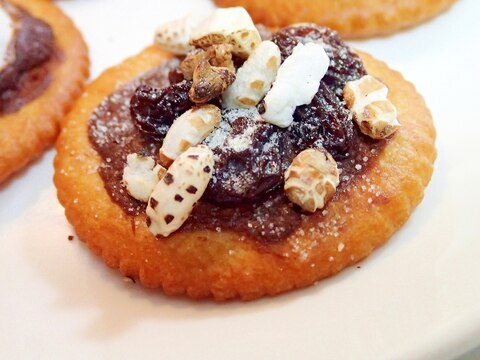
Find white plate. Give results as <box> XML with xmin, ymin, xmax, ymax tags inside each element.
<box><xmin>1</xmin><ymin>0</ymin><xmax>479</xmax><ymax>359</ymax></box>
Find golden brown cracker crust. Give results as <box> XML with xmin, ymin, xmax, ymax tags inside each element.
<box><xmin>54</xmin><ymin>45</ymin><xmax>436</xmax><ymax>301</ymax></box>
<box><xmin>215</xmin><ymin>0</ymin><xmax>457</xmax><ymax>39</ymax></box>
<box><xmin>0</xmin><ymin>0</ymin><xmax>89</xmax><ymax>184</ymax></box>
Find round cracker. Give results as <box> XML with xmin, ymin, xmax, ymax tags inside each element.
<box><xmin>0</xmin><ymin>0</ymin><xmax>89</xmax><ymax>184</ymax></box>
<box><xmin>54</xmin><ymin>45</ymin><xmax>436</xmax><ymax>301</ymax></box>
<box><xmin>215</xmin><ymin>0</ymin><xmax>457</xmax><ymax>39</ymax></box>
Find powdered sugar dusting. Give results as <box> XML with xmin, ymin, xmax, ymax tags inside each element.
<box><xmin>203</xmin><ymin>107</ymin><xmax>289</xmax><ymax>201</ymax></box>
<box><xmin>85</xmin><ymin>30</ymin><xmax>387</xmax><ymax>243</ymax></box>
<box><xmin>204</xmin><ymin>108</ymin><xmax>262</xmax><ymax>153</ymax></box>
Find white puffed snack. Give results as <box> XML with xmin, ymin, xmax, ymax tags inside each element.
<box><xmin>262</xmin><ymin>42</ymin><xmax>330</xmax><ymax>128</ymax></box>
<box><xmin>154</xmin><ymin>13</ymin><xmax>205</xmax><ymax>55</ymax></box>
<box><xmin>159</xmin><ymin>104</ymin><xmax>221</xmax><ymax>167</ymax></box>
<box><xmin>147</xmin><ymin>145</ymin><xmax>214</xmax><ymax>237</ymax></box>
<box><xmin>284</xmin><ymin>148</ymin><xmax>340</xmax><ymax>213</ymax></box>
<box><xmin>343</xmin><ymin>75</ymin><xmax>400</xmax><ymax>139</ymax></box>
<box><xmin>222</xmin><ymin>40</ymin><xmax>281</xmax><ymax>109</ymax></box>
<box><xmin>190</xmin><ymin>7</ymin><xmax>261</xmax><ymax>59</ymax></box>
<box><xmin>122</xmin><ymin>154</ymin><xmax>166</xmax><ymax>202</ymax></box>
<box><xmin>0</xmin><ymin>6</ymin><xmax>13</xmax><ymax>70</ymax></box>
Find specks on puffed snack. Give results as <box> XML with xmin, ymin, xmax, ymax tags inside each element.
<box><xmin>147</xmin><ymin>145</ymin><xmax>214</xmax><ymax>237</ymax></box>
<box><xmin>344</xmin><ymin>75</ymin><xmax>400</xmax><ymax>139</ymax></box>
<box><xmin>190</xmin><ymin>7</ymin><xmax>261</xmax><ymax>59</ymax></box>
<box><xmin>284</xmin><ymin>148</ymin><xmax>340</xmax><ymax>213</ymax></box>
<box><xmin>262</xmin><ymin>43</ymin><xmax>330</xmax><ymax>128</ymax></box>
<box><xmin>122</xmin><ymin>154</ymin><xmax>166</xmax><ymax>202</ymax></box>
<box><xmin>222</xmin><ymin>40</ymin><xmax>281</xmax><ymax>109</ymax></box>
<box><xmin>159</xmin><ymin>104</ymin><xmax>221</xmax><ymax>167</ymax></box>
<box><xmin>154</xmin><ymin>13</ymin><xmax>205</xmax><ymax>55</ymax></box>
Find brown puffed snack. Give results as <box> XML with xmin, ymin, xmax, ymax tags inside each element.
<box><xmin>214</xmin><ymin>0</ymin><xmax>457</xmax><ymax>39</ymax></box>
<box><xmin>54</xmin><ymin>41</ymin><xmax>435</xmax><ymax>300</ymax></box>
<box><xmin>0</xmin><ymin>0</ymin><xmax>89</xmax><ymax>184</ymax></box>
<box><xmin>284</xmin><ymin>148</ymin><xmax>340</xmax><ymax>213</ymax></box>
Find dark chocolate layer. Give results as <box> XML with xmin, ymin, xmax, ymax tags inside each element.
<box><xmin>0</xmin><ymin>2</ymin><xmax>56</xmax><ymax>115</ymax></box>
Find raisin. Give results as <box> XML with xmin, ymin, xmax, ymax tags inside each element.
<box><xmin>204</xmin><ymin>109</ymin><xmax>294</xmax><ymax>203</ymax></box>
<box><xmin>130</xmin><ymin>80</ymin><xmax>193</xmax><ymax>138</ymax></box>
<box><xmin>168</xmin><ymin>67</ymin><xmax>185</xmax><ymax>85</ymax></box>
<box><xmin>272</xmin><ymin>25</ymin><xmax>366</xmax><ymax>95</ymax></box>
<box><xmin>290</xmin><ymin>82</ymin><xmax>354</xmax><ymax>157</ymax></box>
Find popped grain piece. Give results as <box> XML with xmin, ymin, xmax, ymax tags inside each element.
<box><xmin>0</xmin><ymin>8</ymin><xmax>12</xmax><ymax>70</ymax></box>
<box><xmin>284</xmin><ymin>148</ymin><xmax>340</xmax><ymax>212</ymax></box>
<box><xmin>180</xmin><ymin>44</ymin><xmax>235</xmax><ymax>80</ymax></box>
<box><xmin>344</xmin><ymin>75</ymin><xmax>400</xmax><ymax>139</ymax></box>
<box><xmin>189</xmin><ymin>60</ymin><xmax>235</xmax><ymax>103</ymax></box>
<box><xmin>147</xmin><ymin>145</ymin><xmax>214</xmax><ymax>237</ymax></box>
<box><xmin>159</xmin><ymin>104</ymin><xmax>221</xmax><ymax>167</ymax></box>
<box><xmin>190</xmin><ymin>7</ymin><xmax>261</xmax><ymax>59</ymax></box>
<box><xmin>222</xmin><ymin>40</ymin><xmax>281</xmax><ymax>109</ymax></box>
<box><xmin>154</xmin><ymin>13</ymin><xmax>205</xmax><ymax>55</ymax></box>
<box><xmin>122</xmin><ymin>154</ymin><xmax>166</xmax><ymax>202</ymax></box>
<box><xmin>262</xmin><ymin>42</ymin><xmax>329</xmax><ymax>128</ymax></box>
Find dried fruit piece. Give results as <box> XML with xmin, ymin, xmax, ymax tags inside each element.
<box><xmin>130</xmin><ymin>81</ymin><xmax>193</xmax><ymax>138</ymax></box>
<box><xmin>168</xmin><ymin>67</ymin><xmax>185</xmax><ymax>84</ymax></box>
<box><xmin>272</xmin><ymin>24</ymin><xmax>366</xmax><ymax>95</ymax></box>
<box><xmin>284</xmin><ymin>148</ymin><xmax>340</xmax><ymax>212</ymax></box>
<box><xmin>159</xmin><ymin>104</ymin><xmax>221</xmax><ymax>167</ymax></box>
<box><xmin>344</xmin><ymin>75</ymin><xmax>400</xmax><ymax>139</ymax></box>
<box><xmin>189</xmin><ymin>59</ymin><xmax>235</xmax><ymax>103</ymax></box>
<box><xmin>122</xmin><ymin>154</ymin><xmax>166</xmax><ymax>202</ymax></box>
<box><xmin>190</xmin><ymin>7</ymin><xmax>261</xmax><ymax>59</ymax></box>
<box><xmin>291</xmin><ymin>82</ymin><xmax>354</xmax><ymax>157</ymax></box>
<box><xmin>204</xmin><ymin>108</ymin><xmax>294</xmax><ymax>203</ymax></box>
<box><xmin>222</xmin><ymin>40</ymin><xmax>281</xmax><ymax>109</ymax></box>
<box><xmin>146</xmin><ymin>145</ymin><xmax>214</xmax><ymax>237</ymax></box>
<box><xmin>261</xmin><ymin>42</ymin><xmax>329</xmax><ymax>128</ymax></box>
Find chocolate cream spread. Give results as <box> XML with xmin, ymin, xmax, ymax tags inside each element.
<box><xmin>0</xmin><ymin>2</ymin><xmax>56</xmax><ymax>115</ymax></box>
<box><xmin>88</xmin><ymin>25</ymin><xmax>388</xmax><ymax>243</ymax></box>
